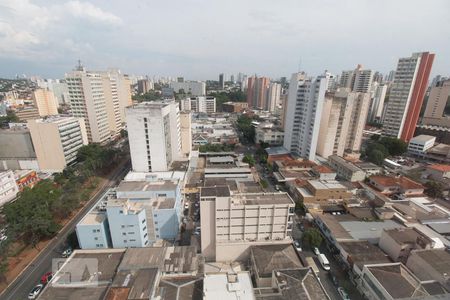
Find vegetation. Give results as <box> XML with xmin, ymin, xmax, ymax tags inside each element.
<box><xmin>0</xmin><ymin>111</ymin><xmax>19</xmax><ymax>126</ymax></box>
<box><xmin>243</xmin><ymin>154</ymin><xmax>256</xmax><ymax>166</ymax></box>
<box><xmin>260</xmin><ymin>179</ymin><xmax>268</xmax><ymax>189</ymax></box>
<box><xmin>132</xmin><ymin>90</ymin><xmax>162</xmax><ymax>102</ymax></box>
<box><xmin>302</xmin><ymin>228</ymin><xmax>323</xmax><ymax>248</ymax></box>
<box><xmin>208</xmin><ymin>90</ymin><xmax>246</xmax><ymax>111</ymax></box>
<box><xmin>236</xmin><ymin>115</ymin><xmax>255</xmax><ymax>143</ymax></box>
<box><xmin>198</xmin><ymin>143</ymin><xmax>235</xmax><ymax>152</ymax></box>
<box><xmin>424</xmin><ymin>181</ymin><xmax>444</xmax><ymax>198</ymax></box>
<box><xmin>364</xmin><ymin>136</ymin><xmax>408</xmax><ymax>165</ymax></box>
<box><xmin>255</xmin><ymin>142</ymin><xmax>269</xmax><ymax>164</ymax></box>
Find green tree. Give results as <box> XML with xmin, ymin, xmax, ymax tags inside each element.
<box><xmin>379</xmin><ymin>137</ymin><xmax>408</xmax><ymax>156</ymax></box>
<box><xmin>368</xmin><ymin>149</ymin><xmax>386</xmax><ymax>165</ymax></box>
<box><xmin>424</xmin><ymin>181</ymin><xmax>444</xmax><ymax>198</ymax></box>
<box><xmin>303</xmin><ymin>228</ymin><xmax>323</xmax><ymax>248</ymax></box>
<box><xmin>243</xmin><ymin>154</ymin><xmax>255</xmax><ymax>166</ymax></box>
<box><xmin>236</xmin><ymin>115</ymin><xmax>255</xmax><ymax>143</ymax></box>
<box><xmin>0</xmin><ymin>110</ymin><xmax>19</xmax><ymax>125</ymax></box>
<box><xmin>260</xmin><ymin>179</ymin><xmax>268</xmax><ymax>189</ymax></box>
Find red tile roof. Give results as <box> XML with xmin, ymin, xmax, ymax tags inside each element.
<box><xmin>428</xmin><ymin>164</ymin><xmax>450</xmax><ymax>172</ymax></box>
<box><xmin>313</xmin><ymin>165</ymin><xmax>335</xmax><ymax>173</ymax></box>
<box><xmin>370</xmin><ymin>175</ymin><xmax>424</xmax><ymax>190</ymax></box>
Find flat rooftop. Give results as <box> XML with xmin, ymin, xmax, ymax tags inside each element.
<box><xmin>152</xmin><ymin>197</ymin><xmax>176</xmax><ymax>209</ymax></box>
<box><xmin>124</xmin><ymin>171</ymin><xmax>186</xmax><ymax>182</ymax></box>
<box><xmin>79</xmin><ymin>212</ymin><xmax>106</xmax><ymax>226</ymax></box>
<box><xmin>339</xmin><ymin>241</ymin><xmax>391</xmax><ymax>269</ymax></box>
<box><xmin>163</xmin><ymin>246</ymin><xmax>200</xmax><ymax>274</ymax></box>
<box><xmin>200</xmin><ymin>186</ymin><xmax>231</xmax><ymax>197</ymax></box>
<box><xmin>117</xmin><ymin>180</ymin><xmax>178</xmax><ymax>192</ymax></box>
<box><xmin>383</xmin><ymin>227</ymin><xmax>427</xmax><ymax>244</ymax></box>
<box><xmin>232</xmin><ymin>192</ymin><xmax>294</xmax><ymax>206</ymax></box>
<box><xmin>118</xmin><ymin>247</ymin><xmax>165</xmax><ymax>271</ymax></box>
<box><xmin>410</xmin><ymin>134</ymin><xmax>436</xmax><ymax>143</ymax></box>
<box><xmin>203</xmin><ymin>272</ymin><xmax>255</xmax><ymax>300</ymax></box>
<box><xmin>329</xmin><ymin>155</ymin><xmax>362</xmax><ymax>172</ymax></box>
<box><xmin>308</xmin><ymin>180</ymin><xmax>347</xmax><ymax>190</ymax></box>
<box><xmin>340</xmin><ymin>220</ymin><xmax>404</xmax><ymax>242</ymax></box>
<box><xmin>109</xmin><ymin>268</ymin><xmax>158</xmax><ymax>300</ymax></box>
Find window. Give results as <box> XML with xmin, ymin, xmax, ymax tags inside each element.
<box><xmin>94</xmin><ymin>237</ymin><xmax>98</xmax><ymax>240</ymax></box>
<box><xmin>128</xmin><ymin>232</ymin><xmax>135</xmax><ymax>235</ymax></box>
<box><xmin>142</xmin><ymin>219</ymin><xmax>145</xmax><ymax>224</ymax></box>
<box><xmin>122</xmin><ymin>233</ymin><xmax>126</xmax><ymax>236</ymax></box>
<box><xmin>123</xmin><ymin>240</ymin><xmax>127</xmax><ymax>243</ymax></box>
<box><xmin>119</xmin><ymin>210</ymin><xmax>123</xmax><ymax>214</ymax></box>
<box><xmin>121</xmin><ymin>225</ymin><xmax>125</xmax><ymax>228</ymax></box>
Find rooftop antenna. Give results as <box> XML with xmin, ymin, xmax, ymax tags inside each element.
<box><xmin>76</xmin><ymin>59</ymin><xmax>84</xmax><ymax>71</ymax></box>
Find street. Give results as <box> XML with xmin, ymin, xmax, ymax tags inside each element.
<box><xmin>0</xmin><ymin>160</ymin><xmax>130</xmax><ymax>300</ymax></box>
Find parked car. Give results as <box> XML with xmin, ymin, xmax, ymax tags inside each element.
<box><xmin>41</xmin><ymin>272</ymin><xmax>53</xmax><ymax>284</ymax></box>
<box><xmin>62</xmin><ymin>247</ymin><xmax>72</xmax><ymax>258</ymax></box>
<box><xmin>184</xmin><ymin>203</ymin><xmax>189</xmax><ymax>209</ymax></box>
<box><xmin>338</xmin><ymin>287</ymin><xmax>350</xmax><ymax>300</ymax></box>
<box><xmin>28</xmin><ymin>284</ymin><xmax>44</xmax><ymax>299</ymax></box>
<box><xmin>313</xmin><ymin>247</ymin><xmax>320</xmax><ymax>255</ymax></box>
<box><xmin>293</xmin><ymin>240</ymin><xmax>302</xmax><ymax>252</ymax></box>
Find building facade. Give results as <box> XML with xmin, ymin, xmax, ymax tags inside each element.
<box><xmin>368</xmin><ymin>83</ymin><xmax>388</xmax><ymax>123</ymax></box>
<box><xmin>0</xmin><ymin>170</ymin><xmax>19</xmax><ymax>208</ymax></box>
<box><xmin>180</xmin><ymin>96</ymin><xmax>216</xmax><ymax>114</ymax></box>
<box><xmin>179</xmin><ymin>111</ymin><xmax>192</xmax><ymax>157</ymax></box>
<box><xmin>33</xmin><ymin>88</ymin><xmax>59</xmax><ymax>117</ymax></box>
<box><xmin>422</xmin><ymin>79</ymin><xmax>450</xmax><ymax>127</ymax></box>
<box><xmin>169</xmin><ymin>81</ymin><xmax>206</xmax><ymax>96</ymax></box>
<box><xmin>383</xmin><ymin>52</ymin><xmax>435</xmax><ymax>141</ymax></box>
<box><xmin>283</xmin><ymin>73</ymin><xmax>326</xmax><ymax>161</ymax></box>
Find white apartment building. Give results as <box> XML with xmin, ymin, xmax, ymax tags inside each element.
<box><xmin>283</xmin><ymin>73</ymin><xmax>327</xmax><ymax>161</ymax></box>
<box><xmin>27</xmin><ymin>117</ymin><xmax>88</xmax><ymax>172</ymax></box>
<box><xmin>66</xmin><ymin>69</ymin><xmax>110</xmax><ymax>144</ymax></box>
<box><xmin>181</xmin><ymin>96</ymin><xmax>216</xmax><ymax>114</ymax></box>
<box><xmin>368</xmin><ymin>83</ymin><xmax>388</xmax><ymax>123</ymax></box>
<box><xmin>170</xmin><ymin>81</ymin><xmax>206</xmax><ymax>96</ymax></box>
<box><xmin>126</xmin><ymin>101</ymin><xmax>182</xmax><ymax>172</ymax></box>
<box><xmin>179</xmin><ymin>111</ymin><xmax>192</xmax><ymax>157</ymax></box>
<box><xmin>107</xmin><ymin>199</ymin><xmax>149</xmax><ymax>248</ymax></box>
<box><xmin>317</xmin><ymin>89</ymin><xmax>370</xmax><ymax>158</ymax></box>
<box><xmin>408</xmin><ymin>135</ymin><xmax>436</xmax><ymax>156</ymax></box>
<box><xmin>340</xmin><ymin>65</ymin><xmax>374</xmax><ymax>93</ymax></box>
<box><xmin>200</xmin><ymin>186</ymin><xmax>295</xmax><ymax>262</ymax></box>
<box><xmin>0</xmin><ymin>170</ymin><xmax>19</xmax><ymax>208</ymax></box>
<box><xmin>33</xmin><ymin>88</ymin><xmax>59</xmax><ymax>117</ymax></box>
<box><xmin>266</xmin><ymin>82</ymin><xmax>281</xmax><ymax>112</ymax></box>
<box><xmin>255</xmin><ymin>123</ymin><xmax>284</xmax><ymax>145</ymax></box>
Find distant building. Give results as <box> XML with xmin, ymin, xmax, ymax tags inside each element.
<box><xmin>383</xmin><ymin>52</ymin><xmax>435</xmax><ymax>141</ymax></box>
<box><xmin>266</xmin><ymin>82</ymin><xmax>281</xmax><ymax>112</ymax></box>
<box><xmin>170</xmin><ymin>81</ymin><xmax>206</xmax><ymax>96</ymax></box>
<box><xmin>367</xmin><ymin>83</ymin><xmax>388</xmax><ymax>123</ymax></box>
<box><xmin>126</xmin><ymin>101</ymin><xmax>182</xmax><ymax>172</ymax></box>
<box><xmin>137</xmin><ymin>79</ymin><xmax>153</xmax><ymax>94</ymax></box>
<box><xmin>0</xmin><ymin>170</ymin><xmax>19</xmax><ymax>208</ymax></box>
<box><xmin>422</xmin><ymin>79</ymin><xmax>450</xmax><ymax>128</ymax></box>
<box><xmin>219</xmin><ymin>73</ymin><xmax>225</xmax><ymax>90</ymax></box>
<box><xmin>222</xmin><ymin>101</ymin><xmax>248</xmax><ymax>113</ymax></box>
<box><xmin>179</xmin><ymin>111</ymin><xmax>192</xmax><ymax>157</ymax></box>
<box><xmin>328</xmin><ymin>155</ymin><xmax>378</xmax><ymax>182</ymax></box>
<box><xmin>33</xmin><ymin>88</ymin><xmax>59</xmax><ymax>117</ymax></box>
<box><xmin>283</xmin><ymin>73</ymin><xmax>326</xmax><ymax>161</ymax></box>
<box><xmin>27</xmin><ymin>116</ymin><xmax>88</xmax><ymax>172</ymax></box>
<box><xmin>255</xmin><ymin>122</ymin><xmax>284</xmax><ymax>145</ymax></box>
<box><xmin>246</xmin><ymin>76</ymin><xmax>270</xmax><ymax>109</ymax></box>
<box><xmin>340</xmin><ymin>64</ymin><xmax>374</xmax><ymax>93</ymax></box>
<box><xmin>180</xmin><ymin>96</ymin><xmax>216</xmax><ymax>114</ymax></box>
<box><xmin>294</xmin><ymin>179</ymin><xmax>352</xmax><ymax>211</ymax></box>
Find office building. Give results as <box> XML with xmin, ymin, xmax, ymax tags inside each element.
<box><xmin>219</xmin><ymin>73</ymin><xmax>225</xmax><ymax>89</ymax></box>
<box><xmin>137</xmin><ymin>79</ymin><xmax>153</xmax><ymax>94</ymax></box>
<box><xmin>179</xmin><ymin>111</ymin><xmax>192</xmax><ymax>157</ymax></box>
<box><xmin>368</xmin><ymin>83</ymin><xmax>388</xmax><ymax>123</ymax></box>
<box><xmin>0</xmin><ymin>170</ymin><xmax>19</xmax><ymax>208</ymax></box>
<box><xmin>283</xmin><ymin>73</ymin><xmax>327</xmax><ymax>161</ymax></box>
<box><xmin>33</xmin><ymin>88</ymin><xmax>59</xmax><ymax>117</ymax></box>
<box><xmin>27</xmin><ymin>116</ymin><xmax>88</xmax><ymax>172</ymax></box>
<box><xmin>169</xmin><ymin>81</ymin><xmax>206</xmax><ymax>96</ymax></box>
<box><xmin>200</xmin><ymin>186</ymin><xmax>295</xmax><ymax>262</ymax></box>
<box><xmin>266</xmin><ymin>82</ymin><xmax>281</xmax><ymax>112</ymax></box>
<box><xmin>0</xmin><ymin>127</ymin><xmax>38</xmax><ymax>171</ymax></box>
<box><xmin>422</xmin><ymin>79</ymin><xmax>450</xmax><ymax>127</ymax></box>
<box><xmin>383</xmin><ymin>52</ymin><xmax>435</xmax><ymax>141</ymax></box>
<box><xmin>180</xmin><ymin>96</ymin><xmax>216</xmax><ymax>113</ymax></box>
<box><xmin>408</xmin><ymin>135</ymin><xmax>436</xmax><ymax>157</ymax></box>
<box><xmin>317</xmin><ymin>89</ymin><xmax>370</xmax><ymax>158</ymax></box>
<box><xmin>340</xmin><ymin>65</ymin><xmax>374</xmax><ymax>93</ymax></box>
<box><xmin>126</xmin><ymin>101</ymin><xmax>182</xmax><ymax>172</ymax></box>
<box><xmin>246</xmin><ymin>76</ymin><xmax>270</xmax><ymax>109</ymax></box>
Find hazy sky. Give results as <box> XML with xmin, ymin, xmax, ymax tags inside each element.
<box><xmin>0</xmin><ymin>0</ymin><xmax>449</xmax><ymax>80</ymax></box>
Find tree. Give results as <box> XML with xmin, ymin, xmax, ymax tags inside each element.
<box><xmin>379</xmin><ymin>137</ymin><xmax>408</xmax><ymax>156</ymax></box>
<box><xmin>368</xmin><ymin>149</ymin><xmax>385</xmax><ymax>165</ymax></box>
<box><xmin>260</xmin><ymin>179</ymin><xmax>268</xmax><ymax>189</ymax></box>
<box><xmin>424</xmin><ymin>181</ymin><xmax>444</xmax><ymax>198</ymax></box>
<box><xmin>243</xmin><ymin>154</ymin><xmax>255</xmax><ymax>166</ymax></box>
<box><xmin>236</xmin><ymin>115</ymin><xmax>255</xmax><ymax>143</ymax></box>
<box><xmin>302</xmin><ymin>228</ymin><xmax>323</xmax><ymax>248</ymax></box>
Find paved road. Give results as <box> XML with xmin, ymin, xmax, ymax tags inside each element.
<box><xmin>0</xmin><ymin>161</ymin><xmax>130</xmax><ymax>300</ymax></box>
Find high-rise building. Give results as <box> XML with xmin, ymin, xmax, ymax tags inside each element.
<box><xmin>317</xmin><ymin>89</ymin><xmax>371</xmax><ymax>158</ymax></box>
<box><xmin>367</xmin><ymin>83</ymin><xmax>388</xmax><ymax>123</ymax></box>
<box><xmin>283</xmin><ymin>73</ymin><xmax>326</xmax><ymax>161</ymax></box>
<box><xmin>230</xmin><ymin>75</ymin><xmax>235</xmax><ymax>83</ymax></box>
<box><xmin>126</xmin><ymin>101</ymin><xmax>181</xmax><ymax>172</ymax></box>
<box><xmin>246</xmin><ymin>76</ymin><xmax>270</xmax><ymax>109</ymax></box>
<box><xmin>49</xmin><ymin>81</ymin><xmax>69</xmax><ymax>105</ymax></box>
<box><xmin>180</xmin><ymin>96</ymin><xmax>216</xmax><ymax>114</ymax></box>
<box><xmin>340</xmin><ymin>65</ymin><xmax>374</xmax><ymax>93</ymax></box>
<box><xmin>322</xmin><ymin>71</ymin><xmax>338</xmax><ymax>92</ymax></box>
<box><xmin>27</xmin><ymin>116</ymin><xmax>88</xmax><ymax>172</ymax></box>
<box><xmin>33</xmin><ymin>88</ymin><xmax>59</xmax><ymax>117</ymax></box>
<box><xmin>386</xmin><ymin>70</ymin><xmax>396</xmax><ymax>82</ymax></box>
<box><xmin>266</xmin><ymin>82</ymin><xmax>281</xmax><ymax>112</ymax></box>
<box><xmin>422</xmin><ymin>79</ymin><xmax>450</xmax><ymax>127</ymax></box>
<box><xmin>169</xmin><ymin>81</ymin><xmax>206</xmax><ymax>96</ymax></box>
<box><xmin>383</xmin><ymin>52</ymin><xmax>435</xmax><ymax>141</ymax></box>
<box><xmin>219</xmin><ymin>73</ymin><xmax>225</xmax><ymax>90</ymax></box>
<box><xmin>137</xmin><ymin>79</ymin><xmax>153</xmax><ymax>94</ymax></box>
<box><xmin>179</xmin><ymin>111</ymin><xmax>192</xmax><ymax>157</ymax></box>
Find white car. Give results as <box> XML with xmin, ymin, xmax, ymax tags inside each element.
<box><xmin>293</xmin><ymin>240</ymin><xmax>302</xmax><ymax>252</ymax></box>
<box><xmin>62</xmin><ymin>248</ymin><xmax>72</xmax><ymax>258</ymax></box>
<box><xmin>313</xmin><ymin>247</ymin><xmax>320</xmax><ymax>255</ymax></box>
<box><xmin>184</xmin><ymin>203</ymin><xmax>189</xmax><ymax>209</ymax></box>
<box><xmin>28</xmin><ymin>284</ymin><xmax>44</xmax><ymax>299</ymax></box>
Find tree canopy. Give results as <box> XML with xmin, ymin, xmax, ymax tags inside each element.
<box><xmin>236</xmin><ymin>115</ymin><xmax>255</xmax><ymax>143</ymax></box>
<box><xmin>364</xmin><ymin>136</ymin><xmax>408</xmax><ymax>165</ymax></box>
<box><xmin>302</xmin><ymin>228</ymin><xmax>323</xmax><ymax>248</ymax></box>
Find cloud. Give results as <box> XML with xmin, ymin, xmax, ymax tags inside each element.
<box><xmin>64</xmin><ymin>1</ymin><xmax>122</xmax><ymax>26</ymax></box>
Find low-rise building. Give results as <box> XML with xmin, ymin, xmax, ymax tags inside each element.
<box><xmin>200</xmin><ymin>186</ymin><xmax>295</xmax><ymax>262</ymax></box>
<box><xmin>181</xmin><ymin>96</ymin><xmax>216</xmax><ymax>114</ymax></box>
<box><xmin>338</xmin><ymin>240</ymin><xmax>391</xmax><ymax>274</ymax></box>
<box><xmin>203</xmin><ymin>272</ymin><xmax>255</xmax><ymax>300</ymax></box>
<box><xmin>222</xmin><ymin>101</ymin><xmax>248</xmax><ymax>113</ymax></box>
<box><xmin>328</xmin><ymin>155</ymin><xmax>367</xmax><ymax>182</ymax></box>
<box><xmin>0</xmin><ymin>170</ymin><xmax>19</xmax><ymax>207</ymax></box>
<box><xmin>295</xmin><ymin>179</ymin><xmax>352</xmax><ymax>211</ymax></box>
<box><xmin>368</xmin><ymin>175</ymin><xmax>424</xmax><ymax>197</ymax></box>
<box><xmin>426</xmin><ymin>164</ymin><xmax>450</xmax><ymax>181</ymax></box>
<box><xmin>255</xmin><ymin>123</ymin><xmax>284</xmax><ymax>145</ymax></box>
<box><xmin>408</xmin><ymin>135</ymin><xmax>436</xmax><ymax>157</ymax></box>
<box><xmin>0</xmin><ymin>127</ymin><xmax>38</xmax><ymax>171</ymax></box>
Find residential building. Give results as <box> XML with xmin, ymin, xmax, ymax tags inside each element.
<box><xmin>27</xmin><ymin>117</ymin><xmax>88</xmax><ymax>172</ymax></box>
<box><xmin>222</xmin><ymin>101</ymin><xmax>248</xmax><ymax>112</ymax></box>
<box><xmin>266</xmin><ymin>82</ymin><xmax>281</xmax><ymax>112</ymax></box>
<box><xmin>179</xmin><ymin>111</ymin><xmax>192</xmax><ymax>157</ymax></box>
<box><xmin>14</xmin><ymin>169</ymin><xmax>39</xmax><ymax>191</ymax></box>
<box><xmin>126</xmin><ymin>101</ymin><xmax>182</xmax><ymax>172</ymax></box>
<box><xmin>368</xmin><ymin>175</ymin><xmax>424</xmax><ymax>196</ymax></box>
<box><xmin>246</xmin><ymin>76</ymin><xmax>270</xmax><ymax>109</ymax></box>
<box><xmin>426</xmin><ymin>164</ymin><xmax>450</xmax><ymax>180</ymax></box>
<box><xmin>294</xmin><ymin>179</ymin><xmax>352</xmax><ymax>211</ymax></box>
<box><xmin>15</xmin><ymin>107</ymin><xmax>39</xmax><ymax>121</ymax></box>
<box><xmin>169</xmin><ymin>81</ymin><xmax>206</xmax><ymax>96</ymax></box>
<box><xmin>65</xmin><ymin>68</ymin><xmax>110</xmax><ymax>143</ymax></box>
<box><xmin>0</xmin><ymin>127</ymin><xmax>38</xmax><ymax>171</ymax></box>
<box><xmin>340</xmin><ymin>64</ymin><xmax>374</xmax><ymax>93</ymax></box>
<box><xmin>181</xmin><ymin>96</ymin><xmax>216</xmax><ymax>113</ymax></box>
<box><xmin>406</xmin><ymin>249</ymin><xmax>450</xmax><ymax>291</ymax></box>
<box><xmin>317</xmin><ymin>89</ymin><xmax>371</xmax><ymax>158</ymax></box>
<box><xmin>200</xmin><ymin>186</ymin><xmax>295</xmax><ymax>262</ymax></box>
<box><xmin>137</xmin><ymin>79</ymin><xmax>153</xmax><ymax>94</ymax></box>
<box><xmin>283</xmin><ymin>73</ymin><xmax>327</xmax><ymax>161</ymax></box>
<box><xmin>368</xmin><ymin>83</ymin><xmax>388</xmax><ymax>123</ymax></box>
<box><xmin>408</xmin><ymin>135</ymin><xmax>436</xmax><ymax>156</ymax></box>
<box><xmin>337</xmin><ymin>241</ymin><xmax>391</xmax><ymax>275</ymax></box>
<box><xmin>255</xmin><ymin>122</ymin><xmax>284</xmax><ymax>145</ymax></box>
<box><xmin>383</xmin><ymin>52</ymin><xmax>435</xmax><ymax>141</ymax></box>
<box><xmin>379</xmin><ymin>228</ymin><xmax>433</xmax><ymax>263</ymax></box>
<box><xmin>0</xmin><ymin>170</ymin><xmax>19</xmax><ymax>207</ymax></box>
<box><xmin>49</xmin><ymin>80</ymin><xmax>69</xmax><ymax>105</ymax></box>
<box><xmin>422</xmin><ymin>79</ymin><xmax>450</xmax><ymax>128</ymax></box>
<box><xmin>328</xmin><ymin>155</ymin><xmax>368</xmax><ymax>182</ymax></box>
<box><xmin>219</xmin><ymin>73</ymin><xmax>225</xmax><ymax>90</ymax></box>
<box><xmin>203</xmin><ymin>272</ymin><xmax>254</xmax><ymax>300</ymax></box>
<box><xmin>32</xmin><ymin>88</ymin><xmax>58</xmax><ymax>117</ymax></box>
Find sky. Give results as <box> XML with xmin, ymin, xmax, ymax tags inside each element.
<box><xmin>0</xmin><ymin>0</ymin><xmax>449</xmax><ymax>80</ymax></box>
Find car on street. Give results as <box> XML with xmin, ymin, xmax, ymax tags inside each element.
<box><xmin>184</xmin><ymin>203</ymin><xmax>189</xmax><ymax>209</ymax></box>
<box><xmin>275</xmin><ymin>185</ymin><xmax>280</xmax><ymax>191</ymax></box>
<box><xmin>41</xmin><ymin>272</ymin><xmax>53</xmax><ymax>284</ymax></box>
<box><xmin>293</xmin><ymin>240</ymin><xmax>302</xmax><ymax>252</ymax></box>
<box><xmin>338</xmin><ymin>287</ymin><xmax>350</xmax><ymax>300</ymax></box>
<box><xmin>328</xmin><ymin>272</ymin><xmax>339</xmax><ymax>287</ymax></box>
<box><xmin>62</xmin><ymin>247</ymin><xmax>72</xmax><ymax>258</ymax></box>
<box><xmin>313</xmin><ymin>247</ymin><xmax>320</xmax><ymax>255</ymax></box>
<box><xmin>28</xmin><ymin>284</ymin><xmax>44</xmax><ymax>299</ymax></box>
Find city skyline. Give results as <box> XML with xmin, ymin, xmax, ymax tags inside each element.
<box><xmin>1</xmin><ymin>0</ymin><xmax>450</xmax><ymax>79</ymax></box>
